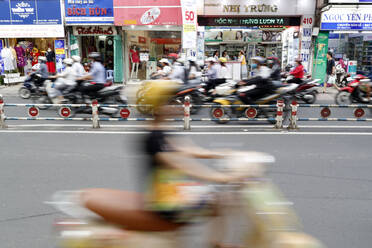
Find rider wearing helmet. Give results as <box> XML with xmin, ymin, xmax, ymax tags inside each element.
<box><xmin>159</xmin><ymin>58</ymin><xmax>172</xmax><ymax>76</ymax></box>
<box><xmin>78</xmin><ymin>52</ymin><xmax>106</xmax><ymax>101</ymax></box>
<box><xmin>239</xmin><ymin>56</ymin><xmax>274</xmax><ymax>103</ymax></box>
<box><xmin>49</xmin><ymin>58</ymin><xmax>77</xmax><ymax>103</ymax></box>
<box><xmin>218</xmin><ymin>57</ymin><xmax>230</xmax><ymax>80</ymax></box>
<box><xmin>71</xmin><ymin>55</ymin><xmax>86</xmax><ymax>77</ymax></box>
<box><xmin>37</xmin><ymin>56</ymin><xmax>49</xmax><ymax>79</ymax></box>
<box><xmin>267</xmin><ymin>57</ymin><xmax>281</xmax><ymax>81</ymax></box>
<box><xmin>80</xmin><ymin>81</ymin><xmax>242</xmax><ymax>242</ymax></box>
<box><xmin>288</xmin><ymin>58</ymin><xmax>304</xmax><ymax>84</ymax></box>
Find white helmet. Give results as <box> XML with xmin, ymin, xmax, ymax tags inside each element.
<box><xmin>63</xmin><ymin>58</ymin><xmax>74</xmax><ymax>66</ymax></box>
<box><xmin>176</xmin><ymin>57</ymin><xmax>186</xmax><ymax>63</ymax></box>
<box><xmin>159</xmin><ymin>58</ymin><xmax>170</xmax><ymax>64</ymax></box>
<box><xmin>38</xmin><ymin>56</ymin><xmax>47</xmax><ymax>63</ymax></box>
<box><xmin>71</xmin><ymin>55</ymin><xmax>81</xmax><ymax>63</ymax></box>
<box><xmin>32</xmin><ymin>63</ymin><xmax>40</xmax><ymax>71</ymax></box>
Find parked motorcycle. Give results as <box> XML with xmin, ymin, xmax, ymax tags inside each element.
<box><xmin>210</xmin><ymin>83</ymin><xmax>298</xmax><ymax>124</ymax></box>
<box><xmin>335</xmin><ymin>74</ymin><xmax>372</xmax><ymax>105</ymax></box>
<box><xmin>46</xmin><ymin>152</ymin><xmax>325</xmax><ymax>248</ymax></box>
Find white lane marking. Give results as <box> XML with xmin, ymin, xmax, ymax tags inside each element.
<box><xmin>1</xmin><ymin>130</ymin><xmax>372</xmax><ymax>136</ymax></box>
<box><xmin>5</xmin><ymin>124</ymin><xmax>372</xmax><ymax>129</ymax></box>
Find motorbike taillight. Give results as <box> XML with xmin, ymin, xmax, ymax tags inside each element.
<box><xmin>239</xmin><ymin>93</ymin><xmax>246</xmax><ymax>97</ymax></box>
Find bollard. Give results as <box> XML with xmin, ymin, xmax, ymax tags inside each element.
<box><xmin>91</xmin><ymin>99</ymin><xmax>100</xmax><ymax>129</ymax></box>
<box><xmin>288</xmin><ymin>100</ymin><xmax>298</xmax><ymax>130</ymax></box>
<box><xmin>184</xmin><ymin>96</ymin><xmax>191</xmax><ymax>130</ymax></box>
<box><xmin>275</xmin><ymin>99</ymin><xmax>284</xmax><ymax>129</ymax></box>
<box><xmin>0</xmin><ymin>94</ymin><xmax>7</xmax><ymax>128</ymax></box>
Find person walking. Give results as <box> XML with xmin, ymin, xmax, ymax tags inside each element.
<box><xmin>239</xmin><ymin>50</ymin><xmax>247</xmax><ymax>79</ymax></box>
<box><xmin>324</xmin><ymin>51</ymin><xmax>335</xmax><ymax>93</ymax></box>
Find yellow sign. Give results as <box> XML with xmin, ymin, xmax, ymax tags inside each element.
<box><xmin>55</xmin><ymin>48</ymin><xmax>65</xmax><ymax>55</ymax></box>
<box><xmin>123</xmin><ymin>20</ymin><xmax>137</xmax><ymax>25</ymax></box>
<box><xmin>183</xmin><ymin>24</ymin><xmax>196</xmax><ymax>32</ymax></box>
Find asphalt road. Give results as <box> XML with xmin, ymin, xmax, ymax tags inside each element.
<box><xmin>1</xmin><ymin>84</ymin><xmax>372</xmax><ymax>130</ymax></box>
<box><xmin>1</xmin><ymin>131</ymin><xmax>372</xmax><ymax>248</ymax></box>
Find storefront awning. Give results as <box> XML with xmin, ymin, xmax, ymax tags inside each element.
<box><xmin>114</xmin><ymin>0</ymin><xmax>182</xmax><ymax>26</ymax></box>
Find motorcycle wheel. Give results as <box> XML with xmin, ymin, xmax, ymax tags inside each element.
<box><xmin>303</xmin><ymin>92</ymin><xmax>317</xmax><ymax>104</ymax></box>
<box><xmin>335</xmin><ymin>91</ymin><xmax>352</xmax><ymax>105</ymax></box>
<box><xmin>189</xmin><ymin>93</ymin><xmax>203</xmax><ymax>115</ymax></box>
<box><xmin>18</xmin><ymin>87</ymin><xmax>31</xmax><ymax>99</ymax></box>
<box><xmin>136</xmin><ymin>97</ymin><xmax>153</xmax><ymax>115</ymax></box>
<box><xmin>210</xmin><ymin>104</ymin><xmax>230</xmax><ymax>124</ymax></box>
<box><xmin>32</xmin><ymin>95</ymin><xmax>52</xmax><ymax>110</ymax></box>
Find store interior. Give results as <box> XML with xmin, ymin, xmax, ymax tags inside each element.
<box><xmin>203</xmin><ymin>27</ymin><xmax>300</xmax><ymax>71</ymax></box>
<box><xmin>1</xmin><ymin>38</ymin><xmax>57</xmax><ymax>75</ymax></box>
<box><xmin>328</xmin><ymin>32</ymin><xmax>372</xmax><ymax>73</ymax></box>
<box><xmin>79</xmin><ymin>35</ymin><xmax>114</xmax><ymax>70</ymax></box>
<box><xmin>125</xmin><ymin>30</ymin><xmax>181</xmax><ymax>80</ymax></box>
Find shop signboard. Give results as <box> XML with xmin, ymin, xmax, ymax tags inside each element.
<box><xmin>55</xmin><ymin>40</ymin><xmax>66</xmax><ymax>73</ymax></box>
<box><xmin>114</xmin><ymin>0</ymin><xmax>182</xmax><ymax>26</ymax></box>
<box><xmin>196</xmin><ymin>29</ymin><xmax>205</xmax><ymax>63</ymax></box>
<box><xmin>198</xmin><ymin>16</ymin><xmax>301</xmax><ymax>27</ymax></box>
<box><xmin>203</xmin><ymin>0</ymin><xmax>316</xmax><ymax>16</ymax></box>
<box><xmin>312</xmin><ymin>32</ymin><xmax>329</xmax><ymax>83</ymax></box>
<box><xmin>181</xmin><ymin>0</ymin><xmax>197</xmax><ymax>49</ymax></box>
<box><xmin>65</xmin><ymin>0</ymin><xmax>114</xmax><ymax>24</ymax></box>
<box><xmin>329</xmin><ymin>0</ymin><xmax>372</xmax><ymax>2</ymax></box>
<box><xmin>0</xmin><ymin>0</ymin><xmax>64</xmax><ymax>38</ymax></box>
<box><xmin>72</xmin><ymin>26</ymin><xmax>117</xmax><ymax>36</ymax></box>
<box><xmin>205</xmin><ymin>29</ymin><xmax>262</xmax><ymax>43</ymax></box>
<box><xmin>321</xmin><ymin>7</ymin><xmax>372</xmax><ymax>30</ymax></box>
<box><xmin>300</xmin><ymin>15</ymin><xmax>314</xmax><ymax>73</ymax></box>
<box><xmin>0</xmin><ymin>40</ymin><xmax>3</xmax><ymax>75</ymax></box>
<box><xmin>347</xmin><ymin>61</ymin><xmax>357</xmax><ymax>76</ymax></box>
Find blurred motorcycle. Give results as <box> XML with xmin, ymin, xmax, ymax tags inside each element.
<box><xmin>46</xmin><ymin>152</ymin><xmax>325</xmax><ymax>248</ymax></box>
<box><xmin>335</xmin><ymin>74</ymin><xmax>372</xmax><ymax>105</ymax></box>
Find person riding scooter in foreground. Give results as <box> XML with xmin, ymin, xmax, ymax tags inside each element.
<box><xmin>70</xmin><ymin>81</ymin><xmax>249</xmax><ymax>245</ymax></box>
<box><xmin>238</xmin><ymin>56</ymin><xmax>274</xmax><ymax>103</ymax></box>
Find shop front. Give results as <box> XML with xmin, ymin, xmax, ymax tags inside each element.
<box><xmin>0</xmin><ymin>0</ymin><xmax>64</xmax><ymax>84</ymax></box>
<box><xmin>198</xmin><ymin>0</ymin><xmax>316</xmax><ymax>78</ymax></box>
<box><xmin>114</xmin><ymin>0</ymin><xmax>182</xmax><ymax>81</ymax></box>
<box><xmin>65</xmin><ymin>0</ymin><xmax>123</xmax><ymax>83</ymax></box>
<box><xmin>320</xmin><ymin>3</ymin><xmax>372</xmax><ymax>74</ymax></box>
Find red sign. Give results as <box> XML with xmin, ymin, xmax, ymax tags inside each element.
<box><xmin>120</xmin><ymin>108</ymin><xmax>131</xmax><ymax>118</ymax></box>
<box><xmin>114</xmin><ymin>0</ymin><xmax>182</xmax><ymax>26</ymax></box>
<box><xmin>138</xmin><ymin>36</ymin><xmax>146</xmax><ymax>43</ymax></box>
<box><xmin>245</xmin><ymin>108</ymin><xmax>257</xmax><ymax>119</ymax></box>
<box><xmin>150</xmin><ymin>38</ymin><xmax>181</xmax><ymax>44</ymax></box>
<box><xmin>320</xmin><ymin>107</ymin><xmax>331</xmax><ymax>118</ymax></box>
<box><xmin>212</xmin><ymin>108</ymin><xmax>224</xmax><ymax>118</ymax></box>
<box><xmin>59</xmin><ymin>107</ymin><xmax>72</xmax><ymax>118</ymax></box>
<box><xmin>354</xmin><ymin>108</ymin><xmax>365</xmax><ymax>118</ymax></box>
<box><xmin>28</xmin><ymin>107</ymin><xmax>39</xmax><ymax>117</ymax></box>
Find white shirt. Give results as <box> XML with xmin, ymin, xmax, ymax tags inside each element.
<box><xmin>58</xmin><ymin>66</ymin><xmax>76</xmax><ymax>82</ymax></box>
<box><xmin>256</xmin><ymin>66</ymin><xmax>272</xmax><ymax>79</ymax></box>
<box><xmin>218</xmin><ymin>65</ymin><xmax>230</xmax><ymax>79</ymax></box>
<box><xmin>1</xmin><ymin>48</ymin><xmax>15</xmax><ymax>71</ymax></box>
<box><xmin>162</xmin><ymin>65</ymin><xmax>172</xmax><ymax>75</ymax></box>
<box><xmin>72</xmin><ymin>62</ymin><xmax>86</xmax><ymax>77</ymax></box>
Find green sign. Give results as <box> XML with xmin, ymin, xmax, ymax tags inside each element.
<box><xmin>312</xmin><ymin>31</ymin><xmax>329</xmax><ymax>84</ymax></box>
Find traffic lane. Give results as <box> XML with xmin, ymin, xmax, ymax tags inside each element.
<box><xmin>3</xmin><ymin>95</ymin><xmax>372</xmax><ymax>128</ymax></box>
<box><xmin>1</xmin><ymin>132</ymin><xmax>372</xmax><ymax>247</ymax></box>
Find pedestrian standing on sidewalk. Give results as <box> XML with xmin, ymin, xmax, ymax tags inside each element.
<box><xmin>324</xmin><ymin>52</ymin><xmax>335</xmax><ymax>93</ymax></box>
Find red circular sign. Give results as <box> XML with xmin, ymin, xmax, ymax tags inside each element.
<box><xmin>354</xmin><ymin>108</ymin><xmax>365</xmax><ymax>118</ymax></box>
<box><xmin>320</xmin><ymin>107</ymin><xmax>331</xmax><ymax>118</ymax></box>
<box><xmin>245</xmin><ymin>108</ymin><xmax>257</xmax><ymax>119</ymax></box>
<box><xmin>59</xmin><ymin>107</ymin><xmax>71</xmax><ymax>118</ymax></box>
<box><xmin>120</xmin><ymin>108</ymin><xmax>131</xmax><ymax>118</ymax></box>
<box><xmin>28</xmin><ymin>106</ymin><xmax>39</xmax><ymax>117</ymax></box>
<box><xmin>212</xmin><ymin>108</ymin><xmax>224</xmax><ymax>118</ymax></box>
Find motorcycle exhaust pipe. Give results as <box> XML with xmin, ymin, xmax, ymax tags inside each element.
<box><xmin>100</xmin><ymin>107</ymin><xmax>118</xmax><ymax>114</ymax></box>
<box><xmin>303</xmin><ymin>95</ymin><xmax>314</xmax><ymax>100</ymax></box>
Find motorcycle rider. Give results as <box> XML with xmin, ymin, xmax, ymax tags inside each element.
<box><xmin>239</xmin><ymin>57</ymin><xmax>274</xmax><ymax>103</ymax></box>
<box><xmin>77</xmin><ymin>52</ymin><xmax>106</xmax><ymax>102</ymax></box>
<box><xmin>288</xmin><ymin>58</ymin><xmax>304</xmax><ymax>84</ymax></box>
<box><xmin>267</xmin><ymin>57</ymin><xmax>281</xmax><ymax>81</ymax></box>
<box><xmin>168</xmin><ymin>57</ymin><xmax>188</xmax><ymax>83</ymax></box>
<box><xmin>78</xmin><ymin>81</ymin><xmax>244</xmax><ymax>247</ymax></box>
<box><xmin>204</xmin><ymin>57</ymin><xmax>222</xmax><ymax>95</ymax></box>
<box><xmin>49</xmin><ymin>58</ymin><xmax>77</xmax><ymax>103</ymax></box>
<box><xmin>72</xmin><ymin>55</ymin><xmax>86</xmax><ymax>77</ymax></box>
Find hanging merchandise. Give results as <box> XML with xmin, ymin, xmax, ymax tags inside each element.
<box><xmin>46</xmin><ymin>47</ymin><xmax>56</xmax><ymax>74</ymax></box>
<box><xmin>15</xmin><ymin>44</ymin><xmax>26</xmax><ymax>68</ymax></box>
<box><xmin>31</xmin><ymin>47</ymin><xmax>40</xmax><ymax>66</ymax></box>
<box><xmin>55</xmin><ymin>40</ymin><xmax>66</xmax><ymax>73</ymax></box>
<box><xmin>1</xmin><ymin>46</ymin><xmax>16</xmax><ymax>71</ymax></box>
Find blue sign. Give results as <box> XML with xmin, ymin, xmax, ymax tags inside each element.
<box><xmin>55</xmin><ymin>40</ymin><xmax>66</xmax><ymax>73</ymax></box>
<box><xmin>0</xmin><ymin>40</ymin><xmax>4</xmax><ymax>75</ymax></box>
<box><xmin>0</xmin><ymin>0</ymin><xmax>62</xmax><ymax>25</ymax></box>
<box><xmin>65</xmin><ymin>0</ymin><xmax>114</xmax><ymax>24</ymax></box>
<box><xmin>321</xmin><ymin>22</ymin><xmax>372</xmax><ymax>30</ymax></box>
